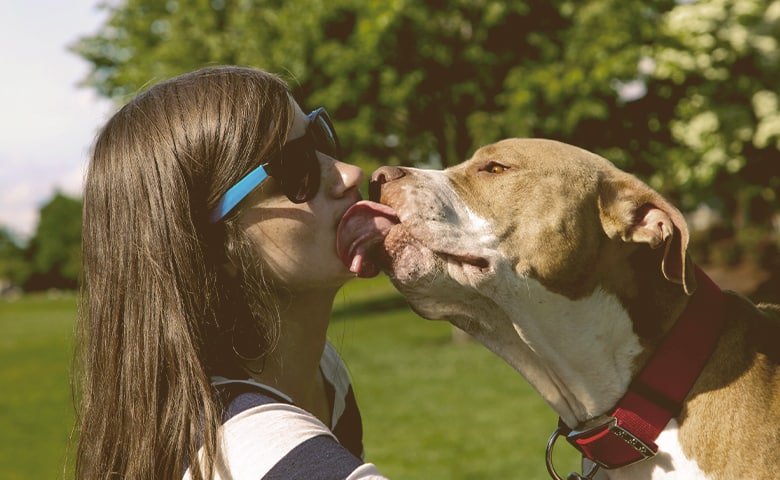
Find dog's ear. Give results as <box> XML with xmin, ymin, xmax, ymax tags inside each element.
<box><xmin>598</xmin><ymin>173</ymin><xmax>696</xmax><ymax>295</ymax></box>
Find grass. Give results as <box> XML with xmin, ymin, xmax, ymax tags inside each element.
<box><xmin>0</xmin><ymin>293</ymin><xmax>77</xmax><ymax>480</ymax></box>
<box><xmin>0</xmin><ymin>278</ymin><xmax>581</xmax><ymax>479</ymax></box>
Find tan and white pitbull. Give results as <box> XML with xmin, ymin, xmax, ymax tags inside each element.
<box><xmin>337</xmin><ymin>139</ymin><xmax>780</xmax><ymax>479</ymax></box>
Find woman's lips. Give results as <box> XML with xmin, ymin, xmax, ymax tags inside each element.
<box><xmin>336</xmin><ymin>200</ymin><xmax>400</xmax><ymax>278</ymax></box>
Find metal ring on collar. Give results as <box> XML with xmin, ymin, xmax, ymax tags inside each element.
<box><xmin>545</xmin><ymin>427</ymin><xmax>601</xmax><ymax>480</ymax></box>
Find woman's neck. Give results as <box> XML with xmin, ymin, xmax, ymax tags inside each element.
<box><xmin>246</xmin><ymin>287</ymin><xmax>337</xmax><ymax>421</ymax></box>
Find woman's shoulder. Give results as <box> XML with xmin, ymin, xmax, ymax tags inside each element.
<box><xmin>185</xmin><ymin>399</ymin><xmax>385</xmax><ymax>479</ymax></box>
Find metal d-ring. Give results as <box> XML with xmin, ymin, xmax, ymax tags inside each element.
<box><xmin>545</xmin><ymin>427</ymin><xmax>601</xmax><ymax>480</ymax></box>
<box><xmin>545</xmin><ymin>427</ymin><xmax>567</xmax><ymax>480</ymax></box>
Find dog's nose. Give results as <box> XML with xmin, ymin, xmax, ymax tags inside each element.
<box><xmin>369</xmin><ymin>166</ymin><xmax>405</xmax><ymax>201</ymax></box>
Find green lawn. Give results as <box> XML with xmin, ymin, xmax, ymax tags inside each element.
<box><xmin>0</xmin><ymin>294</ymin><xmax>77</xmax><ymax>480</ymax></box>
<box><xmin>0</xmin><ymin>278</ymin><xmax>580</xmax><ymax>479</ymax></box>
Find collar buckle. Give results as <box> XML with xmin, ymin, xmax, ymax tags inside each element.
<box><xmin>566</xmin><ymin>416</ymin><xmax>657</xmax><ymax>469</ymax></box>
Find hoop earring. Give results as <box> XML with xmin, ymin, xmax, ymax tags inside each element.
<box><xmin>231</xmin><ymin>317</ymin><xmax>266</xmax><ymax>363</ymax></box>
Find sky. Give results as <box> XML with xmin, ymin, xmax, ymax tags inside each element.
<box><xmin>0</xmin><ymin>1</ymin><xmax>112</xmax><ymax>240</ymax></box>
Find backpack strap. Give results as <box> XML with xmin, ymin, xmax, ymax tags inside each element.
<box><xmin>215</xmin><ymin>381</ymin><xmax>294</xmax><ymax>423</ymax></box>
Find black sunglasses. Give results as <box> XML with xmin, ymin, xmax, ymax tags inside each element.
<box><xmin>210</xmin><ymin>107</ymin><xmax>341</xmax><ymax>222</ymax></box>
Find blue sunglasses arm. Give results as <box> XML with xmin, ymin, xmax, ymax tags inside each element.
<box><xmin>210</xmin><ymin>164</ymin><xmax>269</xmax><ymax>222</ymax></box>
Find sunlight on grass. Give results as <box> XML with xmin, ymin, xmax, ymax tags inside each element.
<box><xmin>0</xmin><ymin>280</ymin><xmax>581</xmax><ymax>479</ymax></box>
<box><xmin>0</xmin><ymin>294</ymin><xmax>77</xmax><ymax>480</ymax></box>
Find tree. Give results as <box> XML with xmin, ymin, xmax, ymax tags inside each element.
<box><xmin>23</xmin><ymin>192</ymin><xmax>82</xmax><ymax>291</ymax></box>
<box><xmin>651</xmin><ymin>0</ymin><xmax>780</xmax><ymax>223</ymax></box>
<box><xmin>73</xmin><ymin>0</ymin><xmax>575</xmax><ymax>169</ymax></box>
<box><xmin>73</xmin><ymin>0</ymin><xmax>780</xmax><ymax>260</ymax></box>
<box><xmin>0</xmin><ymin>227</ymin><xmax>29</xmax><ymax>289</ymax></box>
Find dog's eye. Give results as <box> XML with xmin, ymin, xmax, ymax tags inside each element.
<box><xmin>482</xmin><ymin>162</ymin><xmax>508</xmax><ymax>174</ymax></box>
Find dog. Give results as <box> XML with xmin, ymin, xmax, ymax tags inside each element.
<box><xmin>339</xmin><ymin>139</ymin><xmax>780</xmax><ymax>479</ymax></box>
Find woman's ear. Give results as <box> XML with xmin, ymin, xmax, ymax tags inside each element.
<box><xmin>598</xmin><ymin>173</ymin><xmax>696</xmax><ymax>295</ymax></box>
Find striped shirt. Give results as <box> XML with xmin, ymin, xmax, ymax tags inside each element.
<box><xmin>183</xmin><ymin>343</ymin><xmax>386</xmax><ymax>479</ymax></box>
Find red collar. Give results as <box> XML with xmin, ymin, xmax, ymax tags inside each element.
<box><xmin>558</xmin><ymin>266</ymin><xmax>726</xmax><ymax>470</ymax></box>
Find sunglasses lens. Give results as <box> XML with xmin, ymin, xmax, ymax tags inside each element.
<box><xmin>264</xmin><ymin>109</ymin><xmax>338</xmax><ymax>204</ymax></box>
<box><xmin>310</xmin><ymin>111</ymin><xmax>340</xmax><ymax>159</ymax></box>
<box><xmin>278</xmin><ymin>150</ymin><xmax>320</xmax><ymax>204</ymax></box>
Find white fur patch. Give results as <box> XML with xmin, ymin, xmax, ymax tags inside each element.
<box><xmin>508</xmin><ymin>278</ymin><xmax>642</xmax><ymax>422</ymax></box>
<box><xmin>464</xmin><ymin>204</ymin><xmax>490</xmax><ymax>232</ymax></box>
<box><xmin>480</xmin><ymin>275</ymin><xmax>643</xmax><ymax>424</ymax></box>
<box><xmin>595</xmin><ymin>420</ymin><xmax>710</xmax><ymax>479</ymax></box>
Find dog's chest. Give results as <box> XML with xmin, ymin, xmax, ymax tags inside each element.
<box><xmin>596</xmin><ymin>420</ymin><xmax>709</xmax><ymax>480</ymax></box>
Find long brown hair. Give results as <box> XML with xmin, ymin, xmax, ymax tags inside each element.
<box><xmin>74</xmin><ymin>66</ymin><xmax>292</xmax><ymax>479</ymax></box>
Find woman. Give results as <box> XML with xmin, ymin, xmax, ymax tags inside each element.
<box><xmin>75</xmin><ymin>66</ymin><xmax>387</xmax><ymax>479</ymax></box>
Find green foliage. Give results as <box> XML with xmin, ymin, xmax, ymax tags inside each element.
<box><xmin>651</xmin><ymin>0</ymin><xmax>780</xmax><ymax>218</ymax></box>
<box><xmin>72</xmin><ymin>0</ymin><xmax>780</xmax><ymax>247</ymax></box>
<box><xmin>73</xmin><ymin>0</ymin><xmax>576</xmax><ymax>169</ymax></box>
<box><xmin>0</xmin><ymin>228</ymin><xmax>29</xmax><ymax>288</ymax></box>
<box><xmin>24</xmin><ymin>193</ymin><xmax>82</xmax><ymax>291</ymax></box>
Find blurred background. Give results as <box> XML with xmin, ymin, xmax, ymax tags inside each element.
<box><xmin>0</xmin><ymin>0</ymin><xmax>778</xmax><ymax>478</ymax></box>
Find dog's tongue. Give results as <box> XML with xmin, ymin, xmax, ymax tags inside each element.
<box><xmin>337</xmin><ymin>200</ymin><xmax>399</xmax><ymax>278</ymax></box>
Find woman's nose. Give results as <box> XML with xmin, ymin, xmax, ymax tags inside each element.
<box><xmin>330</xmin><ymin>160</ymin><xmax>364</xmax><ymax>198</ymax></box>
